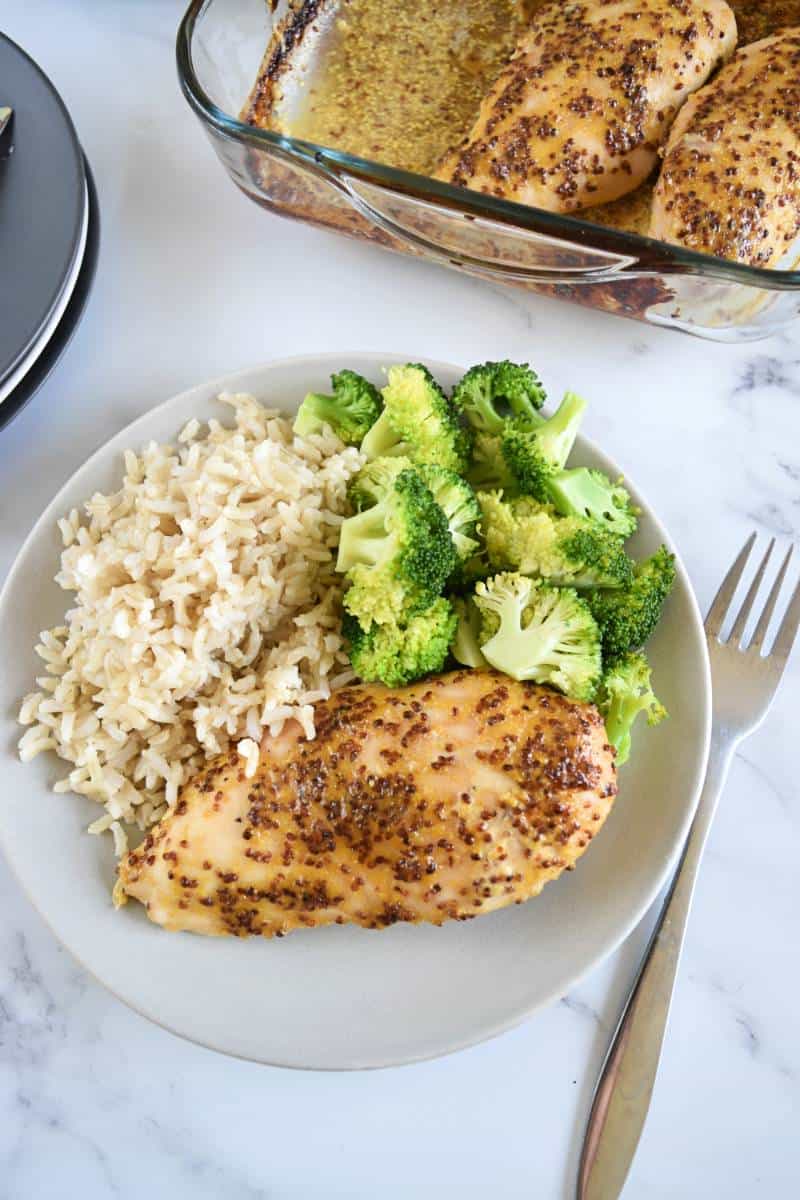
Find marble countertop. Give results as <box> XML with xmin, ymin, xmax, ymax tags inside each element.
<box><xmin>1</xmin><ymin>3</ymin><xmax>798</xmax><ymax>1197</ymax></box>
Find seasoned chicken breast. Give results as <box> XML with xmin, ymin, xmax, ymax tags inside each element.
<box><xmin>650</xmin><ymin>28</ymin><xmax>800</xmax><ymax>265</ymax></box>
<box><xmin>118</xmin><ymin>670</ymin><xmax>617</xmax><ymax>937</ymax></box>
<box><xmin>435</xmin><ymin>0</ymin><xmax>737</xmax><ymax>212</ymax></box>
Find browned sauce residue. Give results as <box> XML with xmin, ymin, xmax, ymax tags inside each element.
<box><xmin>244</xmin><ymin>0</ymin><xmax>532</xmax><ymax>175</ymax></box>
<box><xmin>243</xmin><ymin>0</ymin><xmax>800</xmax><ymax>244</ymax></box>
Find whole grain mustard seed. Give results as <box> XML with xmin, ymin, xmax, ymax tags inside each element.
<box><xmin>248</xmin><ymin>0</ymin><xmax>530</xmax><ymax>175</ymax></box>
<box><xmin>244</xmin><ymin>0</ymin><xmax>800</xmax><ymax>239</ymax></box>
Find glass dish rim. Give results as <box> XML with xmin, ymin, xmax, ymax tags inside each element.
<box><xmin>177</xmin><ymin>0</ymin><xmax>800</xmax><ymax>293</ymax></box>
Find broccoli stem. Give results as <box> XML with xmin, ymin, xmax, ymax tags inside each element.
<box><xmin>360</xmin><ymin>409</ymin><xmax>408</xmax><ymax>459</ymax></box>
<box><xmin>451</xmin><ymin>597</ymin><xmax>488</xmax><ymax>668</ymax></box>
<box><xmin>538</xmin><ymin>391</ymin><xmax>587</xmax><ymax>470</ymax></box>
<box><xmin>293</xmin><ymin>394</ymin><xmax>339</xmax><ymax>439</ymax></box>
<box><xmin>335</xmin><ymin>502</ymin><xmax>392</xmax><ymax>573</ymax></box>
<box><xmin>547</xmin><ymin>468</ymin><xmax>637</xmax><ymax>538</ymax></box>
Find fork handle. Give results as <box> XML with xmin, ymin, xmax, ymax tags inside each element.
<box><xmin>576</xmin><ymin>732</ymin><xmax>735</xmax><ymax>1200</ymax></box>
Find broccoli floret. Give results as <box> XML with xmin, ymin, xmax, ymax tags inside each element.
<box><xmin>293</xmin><ymin>369</ymin><xmax>382</xmax><ymax>445</ymax></box>
<box><xmin>547</xmin><ymin>468</ymin><xmax>638</xmax><ymax>538</ymax></box>
<box><xmin>348</xmin><ymin>457</ymin><xmax>478</xmax><ymax>570</ymax></box>
<box><xmin>337</xmin><ymin>468</ymin><xmax>456</xmax><ymax>628</ymax></box>
<box><xmin>597</xmin><ymin>651</ymin><xmax>667</xmax><ymax>765</ymax></box>
<box><xmin>501</xmin><ymin>391</ymin><xmax>587</xmax><ymax>500</ymax></box>
<box><xmin>557</xmin><ymin>526</ymin><xmax>634</xmax><ymax>590</ymax></box>
<box><xmin>450</xmin><ymin>595</ymin><xmax>489</xmax><ymax>668</ymax></box>
<box><xmin>417</xmin><ymin>465</ymin><xmax>480</xmax><ymax>562</ymax></box>
<box><xmin>360</xmin><ymin>363</ymin><xmax>472</xmax><ymax>472</ymax></box>
<box><xmin>343</xmin><ymin>599</ymin><xmax>457</xmax><ymax>687</ymax></box>
<box><xmin>587</xmin><ymin>546</ymin><xmax>676</xmax><ymax>662</ymax></box>
<box><xmin>347</xmin><ymin>455</ymin><xmax>410</xmax><ymax>512</ymax></box>
<box><xmin>452</xmin><ymin>360</ymin><xmax>546</xmax><ymax>435</ymax></box>
<box><xmin>466</xmin><ymin>432</ymin><xmax>519</xmax><ymax>494</ymax></box>
<box><xmin>472</xmin><ymin>572</ymin><xmax>601</xmax><ymax>701</ymax></box>
<box><xmin>480</xmin><ymin>493</ymin><xmax>632</xmax><ymax>590</ymax></box>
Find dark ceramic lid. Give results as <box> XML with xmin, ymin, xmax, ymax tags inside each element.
<box><xmin>0</xmin><ymin>156</ymin><xmax>98</xmax><ymax>433</ymax></box>
<box><xmin>0</xmin><ymin>35</ymin><xmax>86</xmax><ymax>388</ymax></box>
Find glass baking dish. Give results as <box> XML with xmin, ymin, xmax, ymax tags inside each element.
<box><xmin>177</xmin><ymin>0</ymin><xmax>800</xmax><ymax>342</ymax></box>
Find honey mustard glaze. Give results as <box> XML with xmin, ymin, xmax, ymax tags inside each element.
<box><xmin>245</xmin><ymin>0</ymin><xmax>535</xmax><ymax>175</ymax></box>
<box><xmin>244</xmin><ymin>0</ymin><xmax>800</xmax><ymax>236</ymax></box>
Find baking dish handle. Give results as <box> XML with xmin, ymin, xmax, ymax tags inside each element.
<box><xmin>336</xmin><ymin>171</ymin><xmax>644</xmax><ymax>283</ymax></box>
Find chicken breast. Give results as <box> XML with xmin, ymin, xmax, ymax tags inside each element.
<box><xmin>650</xmin><ymin>28</ymin><xmax>800</xmax><ymax>265</ymax></box>
<box><xmin>118</xmin><ymin>670</ymin><xmax>617</xmax><ymax>937</ymax></box>
<box><xmin>435</xmin><ymin>0</ymin><xmax>737</xmax><ymax>213</ymax></box>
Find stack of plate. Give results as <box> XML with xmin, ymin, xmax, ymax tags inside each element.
<box><xmin>0</xmin><ymin>35</ymin><xmax>99</xmax><ymax>433</ymax></box>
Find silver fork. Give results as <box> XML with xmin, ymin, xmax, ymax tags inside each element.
<box><xmin>577</xmin><ymin>533</ymin><xmax>800</xmax><ymax>1200</ymax></box>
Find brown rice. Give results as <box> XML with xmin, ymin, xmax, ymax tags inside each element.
<box><xmin>17</xmin><ymin>392</ymin><xmax>363</xmax><ymax>855</ymax></box>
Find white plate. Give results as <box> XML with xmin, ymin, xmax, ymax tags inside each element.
<box><xmin>0</xmin><ymin>353</ymin><xmax>711</xmax><ymax>1069</ymax></box>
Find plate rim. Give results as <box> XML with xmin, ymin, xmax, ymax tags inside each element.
<box><xmin>0</xmin><ymin>154</ymin><xmax>100</xmax><ymax>433</ymax></box>
<box><xmin>0</xmin><ymin>33</ymin><xmax>87</xmax><ymax>387</ymax></box>
<box><xmin>0</xmin><ymin>352</ymin><xmax>712</xmax><ymax>1069</ymax></box>
<box><xmin>0</xmin><ymin>175</ymin><xmax>88</xmax><ymax>406</ymax></box>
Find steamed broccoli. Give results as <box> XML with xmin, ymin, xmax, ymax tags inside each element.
<box><xmin>450</xmin><ymin>595</ymin><xmax>489</xmax><ymax>668</ymax></box>
<box><xmin>466</xmin><ymin>432</ymin><xmax>519</xmax><ymax>494</ymax></box>
<box><xmin>587</xmin><ymin>546</ymin><xmax>676</xmax><ymax>662</ymax></box>
<box><xmin>452</xmin><ymin>360</ymin><xmax>546</xmax><ymax>435</ymax></box>
<box><xmin>547</xmin><ymin>468</ymin><xmax>637</xmax><ymax>538</ymax></box>
<box><xmin>596</xmin><ymin>652</ymin><xmax>667</xmax><ymax>764</ymax></box>
<box><xmin>360</xmin><ymin>363</ymin><xmax>472</xmax><ymax>472</ymax></box>
<box><xmin>480</xmin><ymin>493</ymin><xmax>633</xmax><ymax>590</ymax></box>
<box><xmin>343</xmin><ymin>599</ymin><xmax>457</xmax><ymax>687</ymax></box>
<box><xmin>472</xmin><ymin>572</ymin><xmax>601</xmax><ymax>701</ymax></box>
<box><xmin>293</xmin><ymin>369</ymin><xmax>382</xmax><ymax>445</ymax></box>
<box><xmin>418</xmin><ymin>465</ymin><xmax>480</xmax><ymax>563</ymax></box>
<box><xmin>501</xmin><ymin>391</ymin><xmax>587</xmax><ymax>500</ymax></box>
<box><xmin>337</xmin><ymin>467</ymin><xmax>456</xmax><ymax>628</ymax></box>
<box><xmin>347</xmin><ymin>455</ymin><xmax>408</xmax><ymax>513</ymax></box>
<box><xmin>347</xmin><ymin>456</ymin><xmax>479</xmax><ymax>570</ymax></box>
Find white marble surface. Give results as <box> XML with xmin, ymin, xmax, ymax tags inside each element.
<box><xmin>1</xmin><ymin>3</ymin><xmax>799</xmax><ymax>1196</ymax></box>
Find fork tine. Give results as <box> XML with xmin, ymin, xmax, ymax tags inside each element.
<box><xmin>769</xmin><ymin>570</ymin><xmax>800</xmax><ymax>663</ymax></box>
<box><xmin>705</xmin><ymin>532</ymin><xmax>757</xmax><ymax>638</ymax></box>
<box><xmin>750</xmin><ymin>545</ymin><xmax>794</xmax><ymax>652</ymax></box>
<box><xmin>729</xmin><ymin>538</ymin><xmax>775</xmax><ymax>646</ymax></box>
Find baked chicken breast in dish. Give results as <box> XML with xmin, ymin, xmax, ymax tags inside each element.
<box><xmin>650</xmin><ymin>27</ymin><xmax>800</xmax><ymax>265</ymax></box>
<box><xmin>118</xmin><ymin>670</ymin><xmax>617</xmax><ymax>937</ymax></box>
<box><xmin>435</xmin><ymin>0</ymin><xmax>737</xmax><ymax>213</ymax></box>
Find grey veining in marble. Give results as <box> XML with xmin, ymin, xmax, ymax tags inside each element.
<box><xmin>0</xmin><ymin>3</ymin><xmax>798</xmax><ymax>1198</ymax></box>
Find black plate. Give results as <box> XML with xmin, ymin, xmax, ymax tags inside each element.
<box><xmin>0</xmin><ymin>156</ymin><xmax>99</xmax><ymax>433</ymax></box>
<box><xmin>0</xmin><ymin>35</ymin><xmax>86</xmax><ymax>388</ymax></box>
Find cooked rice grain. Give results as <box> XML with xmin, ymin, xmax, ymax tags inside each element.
<box><xmin>18</xmin><ymin>393</ymin><xmax>364</xmax><ymax>853</ymax></box>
